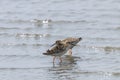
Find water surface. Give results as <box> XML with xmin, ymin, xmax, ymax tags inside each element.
<box><xmin>0</xmin><ymin>0</ymin><xmax>120</xmax><ymax>80</ymax></box>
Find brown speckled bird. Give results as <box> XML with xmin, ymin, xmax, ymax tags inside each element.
<box><xmin>43</xmin><ymin>41</ymin><xmax>72</xmax><ymax>63</ymax></box>
<box><xmin>51</xmin><ymin>37</ymin><xmax>82</xmax><ymax>55</ymax></box>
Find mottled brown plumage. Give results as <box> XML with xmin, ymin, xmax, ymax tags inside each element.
<box><xmin>43</xmin><ymin>42</ymin><xmax>72</xmax><ymax>63</ymax></box>
<box><xmin>43</xmin><ymin>37</ymin><xmax>82</xmax><ymax>63</ymax></box>
<box><xmin>51</xmin><ymin>37</ymin><xmax>82</xmax><ymax>55</ymax></box>
<box><xmin>43</xmin><ymin>42</ymin><xmax>70</xmax><ymax>56</ymax></box>
<box><xmin>62</xmin><ymin>37</ymin><xmax>82</xmax><ymax>49</ymax></box>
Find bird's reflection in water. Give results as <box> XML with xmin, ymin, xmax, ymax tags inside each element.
<box><xmin>53</xmin><ymin>55</ymin><xmax>80</xmax><ymax>67</ymax></box>
<box><xmin>48</xmin><ymin>55</ymin><xmax>81</xmax><ymax>80</ymax></box>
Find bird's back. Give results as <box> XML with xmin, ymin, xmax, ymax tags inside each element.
<box><xmin>43</xmin><ymin>42</ymin><xmax>71</xmax><ymax>56</ymax></box>
<box><xmin>62</xmin><ymin>37</ymin><xmax>81</xmax><ymax>49</ymax></box>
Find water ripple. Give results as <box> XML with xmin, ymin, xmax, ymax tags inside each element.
<box><xmin>0</xmin><ymin>27</ymin><xmax>21</xmax><ymax>30</ymax></box>
<box><xmin>0</xmin><ymin>43</ymin><xmax>49</xmax><ymax>47</ymax></box>
<box><xmin>0</xmin><ymin>19</ymin><xmax>89</xmax><ymax>24</ymax></box>
<box><xmin>80</xmin><ymin>45</ymin><xmax>120</xmax><ymax>52</ymax></box>
<box><xmin>16</xmin><ymin>33</ymin><xmax>51</xmax><ymax>38</ymax></box>
<box><xmin>0</xmin><ymin>67</ymin><xmax>47</xmax><ymax>70</ymax></box>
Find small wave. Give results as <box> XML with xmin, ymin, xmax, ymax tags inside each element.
<box><xmin>9</xmin><ymin>19</ymin><xmax>30</xmax><ymax>23</ymax></box>
<box><xmin>84</xmin><ymin>37</ymin><xmax>120</xmax><ymax>41</ymax></box>
<box><xmin>81</xmin><ymin>45</ymin><xmax>120</xmax><ymax>52</ymax></box>
<box><xmin>0</xmin><ymin>67</ymin><xmax>44</xmax><ymax>70</ymax></box>
<box><xmin>16</xmin><ymin>33</ymin><xmax>51</xmax><ymax>38</ymax></box>
<box><xmin>72</xmin><ymin>70</ymin><xmax>120</xmax><ymax>77</ymax></box>
<box><xmin>99</xmin><ymin>71</ymin><xmax>120</xmax><ymax>76</ymax></box>
<box><xmin>0</xmin><ymin>27</ymin><xmax>21</xmax><ymax>30</ymax></box>
<box><xmin>0</xmin><ymin>33</ymin><xmax>14</xmax><ymax>37</ymax></box>
<box><xmin>0</xmin><ymin>19</ymin><xmax>51</xmax><ymax>24</ymax></box>
<box><xmin>115</xmin><ymin>27</ymin><xmax>120</xmax><ymax>30</ymax></box>
<box><xmin>31</xmin><ymin>19</ymin><xmax>52</xmax><ymax>23</ymax></box>
<box><xmin>112</xmin><ymin>72</ymin><xmax>120</xmax><ymax>76</ymax></box>
<box><xmin>1</xmin><ymin>18</ymin><xmax>89</xmax><ymax>25</ymax></box>
<box><xmin>30</xmin><ymin>19</ymin><xmax>88</xmax><ymax>24</ymax></box>
<box><xmin>86</xmin><ymin>46</ymin><xmax>120</xmax><ymax>52</ymax></box>
<box><xmin>0</xmin><ymin>54</ymin><xmax>43</xmax><ymax>58</ymax></box>
<box><xmin>103</xmin><ymin>46</ymin><xmax>120</xmax><ymax>52</ymax></box>
<box><xmin>0</xmin><ymin>19</ymin><xmax>31</xmax><ymax>24</ymax></box>
<box><xmin>1</xmin><ymin>43</ymin><xmax>28</xmax><ymax>47</ymax></box>
<box><xmin>0</xmin><ymin>43</ymin><xmax>50</xmax><ymax>47</ymax></box>
<box><xmin>56</xmin><ymin>20</ymin><xmax>88</xmax><ymax>23</ymax></box>
<box><xmin>0</xmin><ymin>55</ymin><xmax>31</xmax><ymax>57</ymax></box>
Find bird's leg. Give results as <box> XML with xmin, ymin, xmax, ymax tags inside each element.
<box><xmin>68</xmin><ymin>49</ymin><xmax>72</xmax><ymax>56</ymax></box>
<box><xmin>59</xmin><ymin>56</ymin><xmax>62</xmax><ymax>63</ymax></box>
<box><xmin>53</xmin><ymin>56</ymin><xmax>56</xmax><ymax>63</ymax></box>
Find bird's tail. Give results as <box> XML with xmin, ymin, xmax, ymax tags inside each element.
<box><xmin>43</xmin><ymin>53</ymin><xmax>49</xmax><ymax>55</ymax></box>
<box><xmin>43</xmin><ymin>52</ymin><xmax>53</xmax><ymax>55</ymax></box>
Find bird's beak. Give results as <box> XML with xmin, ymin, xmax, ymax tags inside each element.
<box><xmin>51</xmin><ymin>43</ymin><xmax>56</xmax><ymax>47</ymax></box>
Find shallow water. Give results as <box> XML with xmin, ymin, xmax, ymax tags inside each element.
<box><xmin>0</xmin><ymin>0</ymin><xmax>120</xmax><ymax>80</ymax></box>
